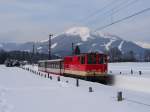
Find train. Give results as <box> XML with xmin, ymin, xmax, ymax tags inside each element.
<box><xmin>38</xmin><ymin>52</ymin><xmax>108</xmax><ymax>81</ymax></box>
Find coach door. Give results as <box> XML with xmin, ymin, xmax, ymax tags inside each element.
<box><xmin>59</xmin><ymin>61</ymin><xmax>64</xmax><ymax>75</ymax></box>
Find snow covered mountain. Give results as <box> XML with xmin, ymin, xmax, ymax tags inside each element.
<box><xmin>0</xmin><ymin>27</ymin><xmax>146</xmax><ymax>58</ymax></box>
<box><xmin>37</xmin><ymin>27</ymin><xmax>145</xmax><ymax>57</ymax></box>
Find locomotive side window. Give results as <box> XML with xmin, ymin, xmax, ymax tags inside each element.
<box><xmin>93</xmin><ymin>54</ymin><xmax>97</xmax><ymax>64</ymax></box>
<box><xmin>81</xmin><ymin>56</ymin><xmax>85</xmax><ymax>64</ymax></box>
<box><xmin>87</xmin><ymin>54</ymin><xmax>92</xmax><ymax>64</ymax></box>
<box><xmin>87</xmin><ymin>54</ymin><xmax>96</xmax><ymax>64</ymax></box>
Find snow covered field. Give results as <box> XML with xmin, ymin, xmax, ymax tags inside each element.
<box><xmin>108</xmin><ymin>62</ymin><xmax>150</xmax><ymax>77</ymax></box>
<box><xmin>108</xmin><ymin>62</ymin><xmax>150</xmax><ymax>93</ymax></box>
<box><xmin>0</xmin><ymin>65</ymin><xmax>150</xmax><ymax>112</ymax></box>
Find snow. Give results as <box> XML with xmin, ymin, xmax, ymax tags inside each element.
<box><xmin>40</xmin><ymin>39</ymin><xmax>48</xmax><ymax>43</ymax></box>
<box><xmin>92</xmin><ymin>43</ymin><xmax>97</xmax><ymax>47</ymax></box>
<box><xmin>108</xmin><ymin>62</ymin><xmax>150</xmax><ymax>77</ymax></box>
<box><xmin>94</xmin><ymin>32</ymin><xmax>120</xmax><ymax>40</ymax></box>
<box><xmin>37</xmin><ymin>46</ymin><xmax>42</xmax><ymax>50</ymax></box>
<box><xmin>135</xmin><ymin>41</ymin><xmax>150</xmax><ymax>49</ymax></box>
<box><xmin>105</xmin><ymin>39</ymin><xmax>116</xmax><ymax>50</ymax></box>
<box><xmin>118</xmin><ymin>41</ymin><xmax>124</xmax><ymax>51</ymax></box>
<box><xmin>51</xmin><ymin>43</ymin><xmax>57</xmax><ymax>49</ymax></box>
<box><xmin>0</xmin><ymin>64</ymin><xmax>150</xmax><ymax>112</ymax></box>
<box><xmin>75</xmin><ymin>42</ymin><xmax>83</xmax><ymax>46</ymax></box>
<box><xmin>40</xmin><ymin>34</ymin><xmax>58</xmax><ymax>43</ymax></box>
<box><xmin>113</xmin><ymin>75</ymin><xmax>150</xmax><ymax>93</ymax></box>
<box><xmin>108</xmin><ymin>62</ymin><xmax>150</xmax><ymax>93</ymax></box>
<box><xmin>65</xmin><ymin>27</ymin><xmax>90</xmax><ymax>41</ymax></box>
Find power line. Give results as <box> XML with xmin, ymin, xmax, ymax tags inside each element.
<box><xmin>85</xmin><ymin>0</ymin><xmax>139</xmax><ymax>25</ymax></box>
<box><xmin>94</xmin><ymin>7</ymin><xmax>150</xmax><ymax>32</ymax></box>
<box><xmin>70</xmin><ymin>0</ymin><xmax>138</xmax><ymax>29</ymax></box>
<box><xmin>79</xmin><ymin>0</ymin><xmax>117</xmax><ymax>23</ymax></box>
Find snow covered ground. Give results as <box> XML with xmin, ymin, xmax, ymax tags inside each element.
<box><xmin>108</xmin><ymin>62</ymin><xmax>150</xmax><ymax>93</ymax></box>
<box><xmin>0</xmin><ymin>65</ymin><xmax>150</xmax><ymax>112</ymax></box>
<box><xmin>108</xmin><ymin>62</ymin><xmax>150</xmax><ymax>77</ymax></box>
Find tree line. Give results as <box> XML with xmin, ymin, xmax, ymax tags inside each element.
<box><xmin>0</xmin><ymin>50</ymin><xmax>49</xmax><ymax>64</ymax></box>
<box><xmin>0</xmin><ymin>48</ymin><xmax>150</xmax><ymax>64</ymax></box>
<box><xmin>104</xmin><ymin>47</ymin><xmax>150</xmax><ymax>62</ymax></box>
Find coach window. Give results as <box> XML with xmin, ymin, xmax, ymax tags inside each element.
<box><xmin>56</xmin><ymin>64</ymin><xmax>59</xmax><ymax>69</ymax></box>
<box><xmin>54</xmin><ymin>64</ymin><xmax>56</xmax><ymax>68</ymax></box>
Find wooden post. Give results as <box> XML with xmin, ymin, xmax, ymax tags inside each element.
<box><xmin>89</xmin><ymin>87</ymin><xmax>93</xmax><ymax>92</ymax></box>
<box><xmin>57</xmin><ymin>76</ymin><xmax>60</xmax><ymax>81</ymax></box>
<box><xmin>131</xmin><ymin>69</ymin><xmax>133</xmax><ymax>75</ymax></box>
<box><xmin>50</xmin><ymin>76</ymin><xmax>52</xmax><ymax>80</ymax></box>
<box><xmin>117</xmin><ymin>91</ymin><xmax>123</xmax><ymax>101</ymax></box>
<box><xmin>76</xmin><ymin>79</ymin><xmax>79</xmax><ymax>87</ymax></box>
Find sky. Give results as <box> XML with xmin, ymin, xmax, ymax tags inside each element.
<box><xmin>0</xmin><ymin>0</ymin><xmax>150</xmax><ymax>44</ymax></box>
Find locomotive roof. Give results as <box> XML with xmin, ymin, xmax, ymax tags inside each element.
<box><xmin>65</xmin><ymin>52</ymin><xmax>107</xmax><ymax>57</ymax></box>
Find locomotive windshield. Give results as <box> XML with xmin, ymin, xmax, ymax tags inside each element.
<box><xmin>99</xmin><ymin>56</ymin><xmax>104</xmax><ymax>64</ymax></box>
<box><xmin>87</xmin><ymin>53</ymin><xmax>107</xmax><ymax>64</ymax></box>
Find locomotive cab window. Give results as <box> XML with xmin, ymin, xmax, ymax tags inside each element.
<box><xmin>99</xmin><ymin>55</ymin><xmax>106</xmax><ymax>64</ymax></box>
<box><xmin>87</xmin><ymin>54</ymin><xmax>96</xmax><ymax>64</ymax></box>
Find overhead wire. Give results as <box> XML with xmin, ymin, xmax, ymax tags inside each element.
<box><xmin>93</xmin><ymin>7</ymin><xmax>150</xmax><ymax>32</ymax></box>
<box><xmin>85</xmin><ymin>0</ymin><xmax>139</xmax><ymax>25</ymax></box>
<box><xmin>79</xmin><ymin>0</ymin><xmax>117</xmax><ymax>23</ymax></box>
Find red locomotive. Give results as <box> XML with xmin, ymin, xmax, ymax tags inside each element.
<box><xmin>38</xmin><ymin>52</ymin><xmax>108</xmax><ymax>80</ymax></box>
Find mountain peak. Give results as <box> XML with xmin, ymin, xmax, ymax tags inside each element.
<box><xmin>65</xmin><ymin>26</ymin><xmax>90</xmax><ymax>41</ymax></box>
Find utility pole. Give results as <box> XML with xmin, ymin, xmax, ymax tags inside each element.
<box><xmin>49</xmin><ymin>34</ymin><xmax>53</xmax><ymax>60</ymax></box>
<box><xmin>32</xmin><ymin>43</ymin><xmax>35</xmax><ymax>55</ymax></box>
<box><xmin>72</xmin><ymin>43</ymin><xmax>74</xmax><ymax>55</ymax></box>
<box><xmin>32</xmin><ymin>43</ymin><xmax>35</xmax><ymax>64</ymax></box>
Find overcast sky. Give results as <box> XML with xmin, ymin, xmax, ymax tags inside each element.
<box><xmin>0</xmin><ymin>0</ymin><xmax>150</xmax><ymax>43</ymax></box>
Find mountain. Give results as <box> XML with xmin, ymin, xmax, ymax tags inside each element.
<box><xmin>0</xmin><ymin>27</ymin><xmax>146</xmax><ymax>59</ymax></box>
<box><xmin>134</xmin><ymin>41</ymin><xmax>150</xmax><ymax>49</ymax></box>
